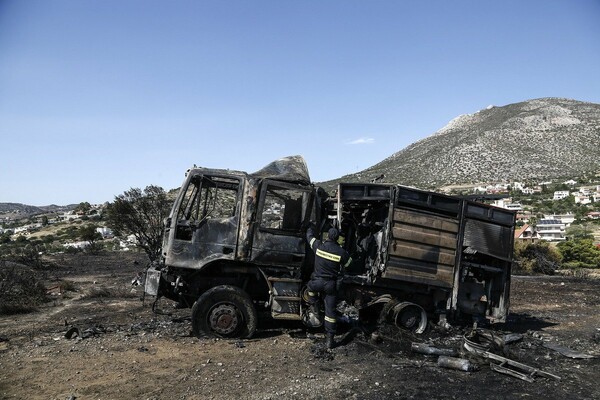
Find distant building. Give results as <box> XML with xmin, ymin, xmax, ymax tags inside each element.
<box><xmin>574</xmin><ymin>195</ymin><xmax>591</xmax><ymax>205</ymax></box>
<box><xmin>13</xmin><ymin>223</ymin><xmax>42</xmax><ymax>235</ymax></box>
<box><xmin>521</xmin><ymin>188</ymin><xmax>536</xmax><ymax>195</ymax></box>
<box><xmin>96</xmin><ymin>227</ymin><xmax>113</xmax><ymax>238</ymax></box>
<box><xmin>492</xmin><ymin>198</ymin><xmax>510</xmax><ymax>208</ymax></box>
<box><xmin>514</xmin><ymin>224</ymin><xmax>540</xmax><ymax>243</ymax></box>
<box><xmin>537</xmin><ymin>219</ymin><xmax>566</xmax><ymax>241</ymax></box>
<box><xmin>553</xmin><ymin>191</ymin><xmax>570</xmax><ymax>200</ymax></box>
<box><xmin>126</xmin><ymin>234</ymin><xmax>138</xmax><ymax>244</ymax></box>
<box><xmin>515</xmin><ymin>212</ymin><xmax>532</xmax><ymax>224</ymax></box>
<box><xmin>504</xmin><ymin>203</ymin><xmax>523</xmax><ymax>211</ymax></box>
<box><xmin>58</xmin><ymin>211</ymin><xmax>82</xmax><ymax>222</ymax></box>
<box><xmin>578</xmin><ymin>187</ymin><xmax>592</xmax><ymax>196</ymax></box>
<box><xmin>544</xmin><ymin>213</ymin><xmax>575</xmax><ymax>227</ymax></box>
<box><xmin>492</xmin><ymin>198</ymin><xmax>522</xmax><ymax>211</ymax></box>
<box><xmin>63</xmin><ymin>241</ymin><xmax>89</xmax><ymax>249</ymax></box>
<box><xmin>563</xmin><ymin>179</ymin><xmax>577</xmax><ymax>186</ymax></box>
<box><xmin>486</xmin><ymin>183</ymin><xmax>509</xmax><ymax>194</ymax></box>
<box><xmin>586</xmin><ymin>212</ymin><xmax>600</xmax><ymax>220</ymax></box>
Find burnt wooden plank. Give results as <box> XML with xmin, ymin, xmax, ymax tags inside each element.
<box><xmin>388</xmin><ymin>241</ymin><xmax>456</xmax><ymax>266</ymax></box>
<box><xmin>394</xmin><ymin>209</ymin><xmax>459</xmax><ymax>233</ymax></box>
<box><xmin>392</xmin><ymin>225</ymin><xmax>457</xmax><ymax>250</ymax></box>
<box><xmin>383</xmin><ymin>256</ymin><xmax>454</xmax><ymax>287</ymax></box>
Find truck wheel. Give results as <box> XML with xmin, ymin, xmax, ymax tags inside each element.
<box><xmin>392</xmin><ymin>302</ymin><xmax>427</xmax><ymax>334</ymax></box>
<box><xmin>191</xmin><ymin>285</ymin><xmax>258</xmax><ymax>339</ymax></box>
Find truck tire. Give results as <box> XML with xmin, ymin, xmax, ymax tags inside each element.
<box><xmin>191</xmin><ymin>285</ymin><xmax>258</xmax><ymax>339</ymax></box>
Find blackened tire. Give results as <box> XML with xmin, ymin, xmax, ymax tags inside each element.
<box><xmin>191</xmin><ymin>285</ymin><xmax>258</xmax><ymax>339</ymax></box>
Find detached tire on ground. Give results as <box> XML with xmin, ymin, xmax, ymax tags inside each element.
<box><xmin>192</xmin><ymin>285</ymin><xmax>258</xmax><ymax>339</ymax></box>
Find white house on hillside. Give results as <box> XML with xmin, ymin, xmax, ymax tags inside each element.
<box><xmin>574</xmin><ymin>195</ymin><xmax>591</xmax><ymax>205</ymax></box>
<box><xmin>493</xmin><ymin>198</ymin><xmax>523</xmax><ymax>211</ymax></box>
<box><xmin>96</xmin><ymin>227</ymin><xmax>114</xmax><ymax>238</ymax></box>
<box><xmin>553</xmin><ymin>191</ymin><xmax>570</xmax><ymax>200</ymax></box>
<box><xmin>521</xmin><ymin>188</ymin><xmax>536</xmax><ymax>195</ymax></box>
<box><xmin>537</xmin><ymin>219</ymin><xmax>566</xmax><ymax>241</ymax></box>
<box><xmin>544</xmin><ymin>213</ymin><xmax>575</xmax><ymax>227</ymax></box>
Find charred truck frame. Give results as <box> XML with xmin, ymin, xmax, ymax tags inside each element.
<box><xmin>145</xmin><ymin>156</ymin><xmax>515</xmax><ymax>338</ymax></box>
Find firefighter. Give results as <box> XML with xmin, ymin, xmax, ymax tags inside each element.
<box><xmin>306</xmin><ymin>225</ymin><xmax>352</xmax><ymax>349</ymax></box>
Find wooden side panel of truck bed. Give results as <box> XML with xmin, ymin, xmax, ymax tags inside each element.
<box><xmin>383</xmin><ymin>208</ymin><xmax>460</xmax><ymax>288</ymax></box>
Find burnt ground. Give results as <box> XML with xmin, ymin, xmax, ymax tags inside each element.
<box><xmin>1</xmin><ymin>253</ymin><xmax>599</xmax><ymax>400</ymax></box>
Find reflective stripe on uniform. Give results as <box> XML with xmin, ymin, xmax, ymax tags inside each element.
<box><xmin>324</xmin><ymin>316</ymin><xmax>336</xmax><ymax>324</ymax></box>
<box><xmin>316</xmin><ymin>249</ymin><xmax>341</xmax><ymax>262</ymax></box>
<box><xmin>309</xmin><ymin>238</ymin><xmax>317</xmax><ymax>247</ymax></box>
<box><xmin>307</xmin><ymin>291</ymin><xmax>317</xmax><ymax>296</ymax></box>
<box><xmin>344</xmin><ymin>257</ymin><xmax>353</xmax><ymax>268</ymax></box>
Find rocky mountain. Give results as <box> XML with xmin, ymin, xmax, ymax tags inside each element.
<box><xmin>332</xmin><ymin>98</ymin><xmax>600</xmax><ymax>189</ymax></box>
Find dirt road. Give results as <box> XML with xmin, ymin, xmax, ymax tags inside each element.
<box><xmin>1</xmin><ymin>253</ymin><xmax>599</xmax><ymax>400</ymax></box>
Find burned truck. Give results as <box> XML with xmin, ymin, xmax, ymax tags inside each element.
<box><xmin>145</xmin><ymin>156</ymin><xmax>515</xmax><ymax>338</ymax></box>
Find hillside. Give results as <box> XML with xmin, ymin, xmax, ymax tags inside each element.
<box><xmin>331</xmin><ymin>98</ymin><xmax>600</xmax><ymax>189</ymax></box>
<box><xmin>0</xmin><ymin>203</ymin><xmax>76</xmax><ymax>218</ymax></box>
<box><xmin>0</xmin><ymin>203</ymin><xmax>45</xmax><ymax>216</ymax></box>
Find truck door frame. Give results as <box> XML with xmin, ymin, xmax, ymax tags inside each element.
<box><xmin>250</xmin><ymin>179</ymin><xmax>313</xmax><ymax>269</ymax></box>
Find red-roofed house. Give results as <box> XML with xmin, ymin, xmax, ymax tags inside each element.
<box><xmin>587</xmin><ymin>212</ymin><xmax>600</xmax><ymax>220</ymax></box>
<box><xmin>514</xmin><ymin>224</ymin><xmax>540</xmax><ymax>243</ymax></box>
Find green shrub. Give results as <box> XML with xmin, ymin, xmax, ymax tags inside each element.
<box><xmin>557</xmin><ymin>238</ymin><xmax>600</xmax><ymax>269</ymax></box>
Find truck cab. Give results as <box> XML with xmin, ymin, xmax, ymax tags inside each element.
<box><xmin>146</xmin><ymin>157</ymin><xmax>319</xmax><ymax>337</ymax></box>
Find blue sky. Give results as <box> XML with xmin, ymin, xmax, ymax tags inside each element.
<box><xmin>1</xmin><ymin>1</ymin><xmax>599</xmax><ymax>205</ymax></box>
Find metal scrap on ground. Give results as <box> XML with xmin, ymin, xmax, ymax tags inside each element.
<box><xmin>543</xmin><ymin>342</ymin><xmax>599</xmax><ymax>359</ymax></box>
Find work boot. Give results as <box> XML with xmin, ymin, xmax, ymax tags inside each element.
<box><xmin>325</xmin><ymin>333</ymin><xmax>335</xmax><ymax>350</ymax></box>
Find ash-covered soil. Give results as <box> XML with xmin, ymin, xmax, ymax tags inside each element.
<box><xmin>1</xmin><ymin>253</ymin><xmax>599</xmax><ymax>400</ymax></box>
